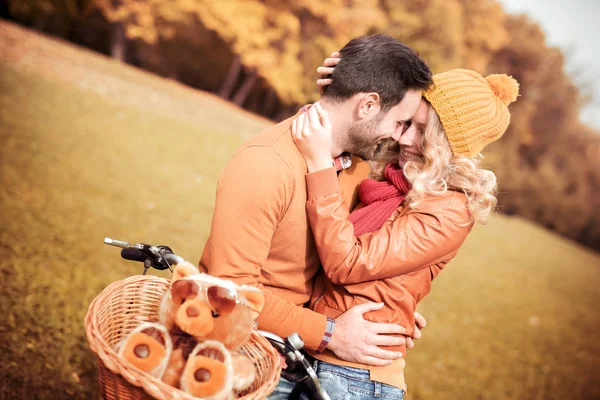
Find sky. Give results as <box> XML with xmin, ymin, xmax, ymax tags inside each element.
<box><xmin>497</xmin><ymin>0</ymin><xmax>600</xmax><ymax>129</ymax></box>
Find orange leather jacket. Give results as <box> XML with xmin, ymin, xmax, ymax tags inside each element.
<box><xmin>304</xmin><ymin>167</ymin><xmax>474</xmax><ymax>362</ymax></box>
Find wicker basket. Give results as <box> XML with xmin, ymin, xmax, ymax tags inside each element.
<box><xmin>85</xmin><ymin>275</ymin><xmax>281</xmax><ymax>400</ymax></box>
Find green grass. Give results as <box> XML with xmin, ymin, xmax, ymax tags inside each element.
<box><xmin>1</xmin><ymin>21</ymin><xmax>599</xmax><ymax>400</ymax></box>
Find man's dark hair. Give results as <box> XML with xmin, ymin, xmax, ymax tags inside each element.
<box><xmin>322</xmin><ymin>34</ymin><xmax>432</xmax><ymax>112</ymax></box>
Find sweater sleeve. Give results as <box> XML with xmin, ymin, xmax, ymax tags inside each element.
<box><xmin>305</xmin><ymin>168</ymin><xmax>473</xmax><ymax>285</ymax></box>
<box><xmin>199</xmin><ymin>146</ymin><xmax>327</xmax><ymax>349</ymax></box>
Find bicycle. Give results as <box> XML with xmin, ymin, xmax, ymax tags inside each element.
<box><xmin>104</xmin><ymin>237</ymin><xmax>331</xmax><ymax>400</ymax></box>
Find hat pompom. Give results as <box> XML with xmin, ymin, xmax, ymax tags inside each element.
<box><xmin>486</xmin><ymin>74</ymin><xmax>519</xmax><ymax>105</ymax></box>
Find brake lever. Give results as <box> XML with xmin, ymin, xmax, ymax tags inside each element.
<box><xmin>257</xmin><ymin>331</ymin><xmax>330</xmax><ymax>400</ymax></box>
<box><xmin>104</xmin><ymin>238</ymin><xmax>178</xmax><ymax>274</ymax></box>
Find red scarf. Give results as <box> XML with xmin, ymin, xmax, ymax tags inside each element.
<box><xmin>349</xmin><ymin>163</ymin><xmax>411</xmax><ymax>236</ymax></box>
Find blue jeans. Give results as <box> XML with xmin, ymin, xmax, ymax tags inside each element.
<box><xmin>316</xmin><ymin>361</ymin><xmax>406</xmax><ymax>400</ymax></box>
<box><xmin>267</xmin><ymin>358</ymin><xmax>406</xmax><ymax>400</ymax></box>
<box><xmin>267</xmin><ymin>376</ymin><xmax>301</xmax><ymax>400</ymax></box>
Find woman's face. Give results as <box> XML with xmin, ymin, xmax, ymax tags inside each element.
<box><xmin>397</xmin><ymin>100</ymin><xmax>429</xmax><ymax>168</ymax></box>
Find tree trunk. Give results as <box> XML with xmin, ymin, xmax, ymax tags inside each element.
<box><xmin>262</xmin><ymin>89</ymin><xmax>278</xmax><ymax>118</ymax></box>
<box><xmin>111</xmin><ymin>23</ymin><xmax>126</xmax><ymax>62</ymax></box>
<box><xmin>219</xmin><ymin>54</ymin><xmax>242</xmax><ymax>99</ymax></box>
<box><xmin>233</xmin><ymin>70</ymin><xmax>258</xmax><ymax>107</ymax></box>
<box><xmin>32</xmin><ymin>14</ymin><xmax>48</xmax><ymax>32</ymax></box>
<box><xmin>275</xmin><ymin>106</ymin><xmax>293</xmax><ymax>122</ymax></box>
<box><xmin>0</xmin><ymin>1</ymin><xmax>10</xmax><ymax>19</ymax></box>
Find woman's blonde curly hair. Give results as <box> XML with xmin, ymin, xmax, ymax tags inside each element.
<box><xmin>371</xmin><ymin>102</ymin><xmax>498</xmax><ymax>225</ymax></box>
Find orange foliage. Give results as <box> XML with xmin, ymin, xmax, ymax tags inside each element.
<box><xmin>6</xmin><ymin>0</ymin><xmax>600</xmax><ymax>250</ymax></box>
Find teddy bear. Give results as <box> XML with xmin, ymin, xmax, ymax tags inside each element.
<box><xmin>117</xmin><ymin>261</ymin><xmax>265</xmax><ymax>399</ymax></box>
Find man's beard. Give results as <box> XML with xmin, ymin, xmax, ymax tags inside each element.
<box><xmin>346</xmin><ymin>114</ymin><xmax>385</xmax><ymax>161</ymax></box>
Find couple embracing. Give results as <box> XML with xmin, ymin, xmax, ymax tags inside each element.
<box><xmin>199</xmin><ymin>34</ymin><xmax>518</xmax><ymax>399</ymax></box>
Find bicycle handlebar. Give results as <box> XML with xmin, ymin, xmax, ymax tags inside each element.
<box><xmin>104</xmin><ymin>237</ymin><xmax>184</xmax><ymax>274</ymax></box>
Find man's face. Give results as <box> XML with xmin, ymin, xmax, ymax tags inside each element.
<box><xmin>397</xmin><ymin>99</ymin><xmax>429</xmax><ymax>168</ymax></box>
<box><xmin>346</xmin><ymin>90</ymin><xmax>422</xmax><ymax>161</ymax></box>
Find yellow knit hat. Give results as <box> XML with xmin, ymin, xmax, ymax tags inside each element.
<box><xmin>423</xmin><ymin>69</ymin><xmax>519</xmax><ymax>157</ymax></box>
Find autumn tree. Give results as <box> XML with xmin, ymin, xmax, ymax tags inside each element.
<box><xmin>6</xmin><ymin>0</ymin><xmax>87</xmax><ymax>36</ymax></box>
<box><xmin>4</xmin><ymin>0</ymin><xmax>599</xmax><ymax>249</ymax></box>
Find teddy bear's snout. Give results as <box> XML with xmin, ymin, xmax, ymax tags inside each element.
<box><xmin>186</xmin><ymin>305</ymin><xmax>200</xmax><ymax>318</ymax></box>
<box><xmin>176</xmin><ymin>299</ymin><xmax>214</xmax><ymax>337</ymax></box>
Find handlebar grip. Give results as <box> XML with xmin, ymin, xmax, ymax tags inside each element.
<box><xmin>121</xmin><ymin>248</ymin><xmax>148</xmax><ymax>262</ymax></box>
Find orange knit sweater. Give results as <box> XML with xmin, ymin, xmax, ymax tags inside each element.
<box><xmin>199</xmin><ymin>117</ymin><xmax>369</xmax><ymax>350</ymax></box>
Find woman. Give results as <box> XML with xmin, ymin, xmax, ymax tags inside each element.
<box><xmin>291</xmin><ymin>64</ymin><xmax>519</xmax><ymax>399</ymax></box>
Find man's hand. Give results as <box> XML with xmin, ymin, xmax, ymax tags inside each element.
<box><xmin>327</xmin><ymin>302</ymin><xmax>407</xmax><ymax>366</ymax></box>
<box><xmin>406</xmin><ymin>311</ymin><xmax>427</xmax><ymax>350</ymax></box>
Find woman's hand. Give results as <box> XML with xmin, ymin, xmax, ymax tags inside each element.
<box><xmin>292</xmin><ymin>102</ymin><xmax>334</xmax><ymax>173</ymax></box>
<box><xmin>406</xmin><ymin>311</ymin><xmax>427</xmax><ymax>349</ymax></box>
<box><xmin>317</xmin><ymin>52</ymin><xmax>341</xmax><ymax>95</ymax></box>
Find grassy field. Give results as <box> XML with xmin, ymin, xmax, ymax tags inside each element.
<box><xmin>1</xmin><ymin>21</ymin><xmax>599</xmax><ymax>400</ymax></box>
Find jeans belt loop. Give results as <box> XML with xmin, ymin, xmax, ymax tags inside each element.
<box><xmin>374</xmin><ymin>380</ymin><xmax>382</xmax><ymax>397</ymax></box>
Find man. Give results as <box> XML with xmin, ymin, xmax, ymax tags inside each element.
<box><xmin>199</xmin><ymin>34</ymin><xmax>432</xmax><ymax>394</ymax></box>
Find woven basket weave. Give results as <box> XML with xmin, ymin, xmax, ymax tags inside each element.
<box><xmin>85</xmin><ymin>275</ymin><xmax>281</xmax><ymax>400</ymax></box>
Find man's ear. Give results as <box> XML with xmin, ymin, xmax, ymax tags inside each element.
<box><xmin>238</xmin><ymin>286</ymin><xmax>265</xmax><ymax>320</ymax></box>
<box><xmin>357</xmin><ymin>93</ymin><xmax>381</xmax><ymax>120</ymax></box>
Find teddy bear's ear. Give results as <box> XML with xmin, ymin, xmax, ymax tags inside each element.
<box><xmin>172</xmin><ymin>262</ymin><xmax>199</xmax><ymax>282</ymax></box>
<box><xmin>237</xmin><ymin>286</ymin><xmax>265</xmax><ymax>320</ymax></box>
<box><xmin>171</xmin><ymin>279</ymin><xmax>200</xmax><ymax>304</ymax></box>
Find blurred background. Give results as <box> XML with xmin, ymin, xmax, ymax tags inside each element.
<box><xmin>0</xmin><ymin>1</ymin><xmax>598</xmax><ymax>399</ymax></box>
